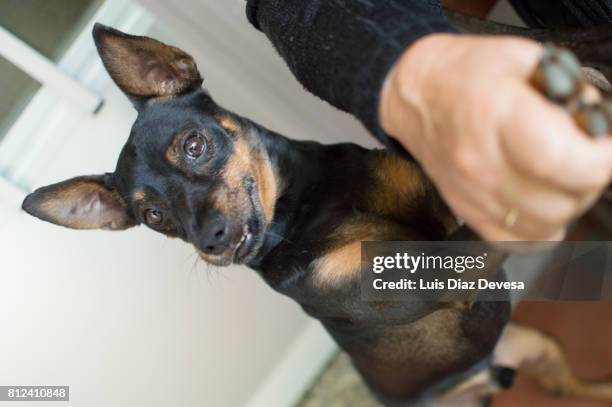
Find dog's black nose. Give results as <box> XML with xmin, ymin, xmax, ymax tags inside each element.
<box><xmin>199</xmin><ymin>212</ymin><xmax>230</xmax><ymax>255</ymax></box>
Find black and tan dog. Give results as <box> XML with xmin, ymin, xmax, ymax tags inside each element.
<box><xmin>21</xmin><ymin>25</ymin><xmax>612</xmax><ymax>406</ymax></box>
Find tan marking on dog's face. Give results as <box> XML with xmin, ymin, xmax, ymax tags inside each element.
<box><xmin>217</xmin><ymin>115</ymin><xmax>243</xmax><ymax>135</ymax></box>
<box><xmin>165</xmin><ymin>130</ymin><xmax>186</xmax><ymax>167</ymax></box>
<box><xmin>163</xmin><ymin>119</ymin><xmax>278</xmax><ymax>228</ymax></box>
<box><xmin>219</xmin><ymin>137</ymin><xmax>278</xmax><ymax>224</ymax></box>
<box><xmin>193</xmin><ymin>135</ymin><xmax>278</xmax><ymax>266</ymax></box>
<box><xmin>252</xmin><ymin>151</ymin><xmax>277</xmax><ymax>223</ymax></box>
<box><xmin>196</xmin><ymin>248</ymin><xmax>231</xmax><ymax>267</ymax></box>
<box><xmin>221</xmin><ymin>138</ymin><xmax>251</xmax><ymax>190</ymax></box>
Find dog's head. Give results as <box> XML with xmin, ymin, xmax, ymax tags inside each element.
<box><xmin>22</xmin><ymin>24</ymin><xmax>279</xmax><ymax>266</ymax></box>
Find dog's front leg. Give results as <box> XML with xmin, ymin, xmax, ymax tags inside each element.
<box><xmin>494</xmin><ymin>322</ymin><xmax>612</xmax><ymax>401</ymax></box>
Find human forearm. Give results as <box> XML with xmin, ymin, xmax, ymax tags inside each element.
<box><xmin>246</xmin><ymin>0</ymin><xmax>457</xmax><ymax>153</ymax></box>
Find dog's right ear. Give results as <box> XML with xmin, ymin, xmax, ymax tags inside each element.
<box><xmin>93</xmin><ymin>23</ymin><xmax>203</xmax><ymax>105</ymax></box>
<box><xmin>21</xmin><ymin>174</ymin><xmax>136</xmax><ymax>231</ymax></box>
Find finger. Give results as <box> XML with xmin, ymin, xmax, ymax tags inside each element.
<box><xmin>495</xmin><ymin>172</ymin><xmax>581</xmax><ymax>238</ymax></box>
<box><xmin>437</xmin><ymin>166</ymin><xmax>567</xmax><ymax>241</ymax></box>
<box><xmin>484</xmin><ymin>37</ymin><xmax>542</xmax><ymax>79</ymax></box>
<box><xmin>500</xmin><ymin>84</ymin><xmax>612</xmax><ymax>193</ymax></box>
<box><xmin>435</xmin><ymin>180</ymin><xmax>516</xmax><ymax>241</ymax></box>
<box><xmin>477</xmin><ymin>220</ymin><xmax>566</xmax><ymax>243</ymax></box>
<box><xmin>435</xmin><ymin>146</ymin><xmax>576</xmax><ymax>239</ymax></box>
<box><xmin>575</xmin><ymin>188</ymin><xmax>605</xmax><ymax>217</ymax></box>
<box><xmin>423</xmin><ymin>152</ymin><xmax>505</xmax><ymax>225</ymax></box>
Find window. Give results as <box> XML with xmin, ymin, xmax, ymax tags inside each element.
<box><xmin>0</xmin><ymin>0</ymin><xmax>103</xmax><ymax>141</ymax></box>
<box><xmin>0</xmin><ymin>54</ymin><xmax>39</xmax><ymax>142</ymax></box>
<box><xmin>0</xmin><ymin>0</ymin><xmax>154</xmax><ymax>190</ymax></box>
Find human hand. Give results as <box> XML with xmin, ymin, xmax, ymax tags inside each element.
<box><xmin>380</xmin><ymin>34</ymin><xmax>612</xmax><ymax>241</ymax></box>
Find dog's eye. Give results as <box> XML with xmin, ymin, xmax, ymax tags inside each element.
<box><xmin>184</xmin><ymin>133</ymin><xmax>207</xmax><ymax>159</ymax></box>
<box><xmin>144</xmin><ymin>208</ymin><xmax>163</xmax><ymax>226</ymax></box>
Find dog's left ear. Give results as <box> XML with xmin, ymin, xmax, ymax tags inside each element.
<box><xmin>93</xmin><ymin>23</ymin><xmax>203</xmax><ymax>105</ymax></box>
<box><xmin>22</xmin><ymin>174</ymin><xmax>136</xmax><ymax>231</ymax></box>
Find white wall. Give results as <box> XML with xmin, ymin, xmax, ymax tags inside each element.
<box><xmin>0</xmin><ymin>84</ymin><xmax>306</xmax><ymax>407</ymax></box>
<box><xmin>0</xmin><ymin>1</ymin><xmax>377</xmax><ymax>406</ymax></box>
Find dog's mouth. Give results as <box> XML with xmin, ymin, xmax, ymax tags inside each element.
<box><xmin>196</xmin><ymin>176</ymin><xmax>267</xmax><ymax>266</ymax></box>
<box><xmin>233</xmin><ymin>217</ymin><xmax>262</xmax><ymax>264</ymax></box>
<box><xmin>230</xmin><ymin>175</ymin><xmax>266</xmax><ymax>264</ymax></box>
<box><xmin>196</xmin><ymin>213</ymin><xmax>264</xmax><ymax>267</ymax></box>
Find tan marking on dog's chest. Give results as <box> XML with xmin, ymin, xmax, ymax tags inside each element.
<box><xmin>312</xmin><ymin>217</ymin><xmax>418</xmax><ymax>289</ymax></box>
<box><xmin>312</xmin><ymin>240</ymin><xmax>364</xmax><ymax>289</ymax></box>
<box><xmin>367</xmin><ymin>151</ymin><xmax>457</xmax><ymax>234</ymax></box>
<box><xmin>312</xmin><ymin>153</ymin><xmax>454</xmax><ymax>289</ymax></box>
<box><xmin>367</xmin><ymin>153</ymin><xmax>426</xmax><ymax>216</ymax></box>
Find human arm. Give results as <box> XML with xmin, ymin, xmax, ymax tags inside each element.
<box><xmin>247</xmin><ymin>1</ymin><xmax>612</xmax><ymax>240</ymax></box>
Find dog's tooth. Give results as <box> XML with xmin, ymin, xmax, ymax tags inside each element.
<box><xmin>238</xmin><ymin>231</ymin><xmax>247</xmax><ymax>246</ymax></box>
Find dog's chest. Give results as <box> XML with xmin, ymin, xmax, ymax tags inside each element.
<box><xmin>258</xmin><ymin>216</ymin><xmax>442</xmax><ymax>325</ymax></box>
<box><xmin>258</xmin><ymin>151</ymin><xmax>458</xmax><ymax>322</ymax></box>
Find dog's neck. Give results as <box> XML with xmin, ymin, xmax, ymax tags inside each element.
<box><xmin>247</xmin><ymin>124</ymin><xmax>372</xmax><ymax>267</ymax></box>
<box><xmin>244</xmin><ymin>122</ymin><xmax>456</xmax><ymax>284</ymax></box>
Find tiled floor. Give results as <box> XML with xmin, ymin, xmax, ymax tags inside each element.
<box><xmin>298</xmin><ymin>352</ymin><xmax>381</xmax><ymax>407</ymax></box>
